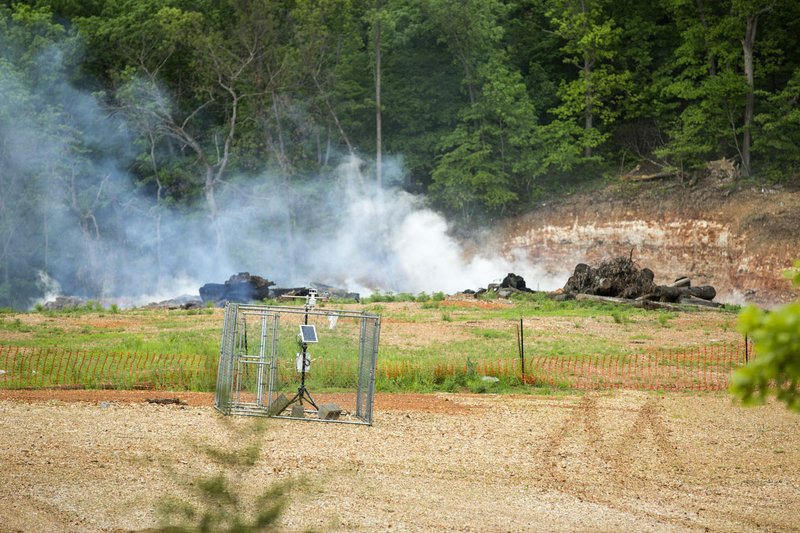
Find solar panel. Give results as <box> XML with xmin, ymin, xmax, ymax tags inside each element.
<box><xmin>299</xmin><ymin>324</ymin><xmax>318</xmax><ymax>343</ymax></box>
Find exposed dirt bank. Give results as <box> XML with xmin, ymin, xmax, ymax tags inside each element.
<box><xmin>501</xmin><ymin>178</ymin><xmax>800</xmax><ymax>307</ymax></box>
<box><xmin>1</xmin><ymin>391</ymin><xmax>799</xmax><ymax>532</ymax></box>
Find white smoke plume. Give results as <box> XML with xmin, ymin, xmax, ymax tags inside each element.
<box><xmin>1</xmin><ymin>35</ymin><xmax>557</xmax><ymax>309</ymax></box>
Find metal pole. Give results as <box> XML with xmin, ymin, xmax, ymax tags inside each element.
<box><xmin>519</xmin><ymin>318</ymin><xmax>526</xmax><ymax>384</ymax></box>
<box><xmin>744</xmin><ymin>334</ymin><xmax>749</xmax><ymax>364</ymax></box>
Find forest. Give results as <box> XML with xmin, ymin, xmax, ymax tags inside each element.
<box><xmin>1</xmin><ymin>0</ymin><xmax>799</xmax><ymax>308</ymax></box>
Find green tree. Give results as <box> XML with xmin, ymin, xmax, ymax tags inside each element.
<box><xmin>424</xmin><ymin>0</ymin><xmax>540</xmax><ymax>218</ymax></box>
<box><xmin>754</xmin><ymin>67</ymin><xmax>800</xmax><ymax>178</ymax></box>
<box><xmin>0</xmin><ymin>4</ymin><xmax>105</xmax><ymax>305</ymax></box>
<box><xmin>543</xmin><ymin>0</ymin><xmax>631</xmax><ymax>162</ymax></box>
<box><xmin>369</xmin><ymin>0</ymin><xmax>462</xmax><ymax>190</ymax></box>
<box><xmin>83</xmin><ymin>1</ymin><xmax>263</xmax><ymax>252</ymax></box>
<box><xmin>732</xmin><ymin>261</ymin><xmax>800</xmax><ymax>412</ymax></box>
<box><xmin>657</xmin><ymin>0</ymin><xmax>800</xmax><ymax>178</ymax></box>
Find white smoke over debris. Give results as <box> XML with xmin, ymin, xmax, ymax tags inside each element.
<box><xmin>1</xmin><ymin>37</ymin><xmax>554</xmax><ymax>309</ymax></box>
<box><xmin>314</xmin><ymin>155</ymin><xmax>552</xmax><ymax>295</ymax></box>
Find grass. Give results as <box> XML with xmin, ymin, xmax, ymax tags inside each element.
<box><xmin>0</xmin><ymin>295</ymin><xmax>743</xmax><ymax>394</ymax></box>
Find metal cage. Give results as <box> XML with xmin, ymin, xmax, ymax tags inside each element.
<box><xmin>214</xmin><ymin>303</ymin><xmax>380</xmax><ymax>425</ymax></box>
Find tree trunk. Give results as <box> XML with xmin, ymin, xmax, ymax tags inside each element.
<box><xmin>584</xmin><ymin>52</ymin><xmax>593</xmax><ymax>158</ymax></box>
<box><xmin>741</xmin><ymin>13</ymin><xmax>758</xmax><ymax>177</ymax></box>
<box><xmin>375</xmin><ymin>16</ymin><xmax>382</xmax><ymax>189</ymax></box>
<box><xmin>312</xmin><ymin>74</ymin><xmax>354</xmax><ymax>155</ymax></box>
<box><xmin>580</xmin><ymin>0</ymin><xmax>593</xmax><ymax>158</ymax></box>
<box><xmin>204</xmin><ymin>166</ymin><xmax>223</xmax><ymax>254</ymax></box>
<box><xmin>696</xmin><ymin>0</ymin><xmax>717</xmax><ymax>76</ymax></box>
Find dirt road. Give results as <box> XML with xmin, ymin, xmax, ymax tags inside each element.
<box><xmin>1</xmin><ymin>390</ymin><xmax>798</xmax><ymax>532</ymax></box>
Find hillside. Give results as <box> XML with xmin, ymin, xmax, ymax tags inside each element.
<box><xmin>500</xmin><ymin>175</ymin><xmax>800</xmax><ymax>307</ymax></box>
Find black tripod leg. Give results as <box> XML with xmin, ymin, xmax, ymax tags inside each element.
<box><xmin>302</xmin><ymin>388</ymin><xmax>318</xmax><ymax>410</ymax></box>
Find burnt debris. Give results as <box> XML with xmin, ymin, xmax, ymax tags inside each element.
<box><xmin>198</xmin><ymin>273</ymin><xmax>359</xmax><ymax>306</ymax></box>
<box><xmin>563</xmin><ymin>257</ymin><xmax>656</xmax><ymax>299</ymax></box>
<box><xmin>473</xmin><ymin>272</ymin><xmax>534</xmax><ymax>298</ymax></box>
<box><xmin>557</xmin><ymin>256</ymin><xmax>721</xmax><ymax>309</ymax></box>
<box><xmin>199</xmin><ymin>272</ymin><xmax>275</xmax><ymax>306</ymax></box>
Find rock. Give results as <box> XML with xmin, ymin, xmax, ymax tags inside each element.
<box><xmin>268</xmin><ymin>394</ymin><xmax>291</xmax><ymax>416</ymax></box>
<box><xmin>317</xmin><ymin>403</ymin><xmax>342</xmax><ymax>420</ymax></box>
<box><xmin>481</xmin><ymin>376</ymin><xmax>500</xmax><ymax>383</ymax></box>
<box><xmin>501</xmin><ymin>273</ymin><xmax>531</xmax><ymax>292</ymax></box>
<box><xmin>290</xmin><ymin>403</ymin><xmax>305</xmax><ymax>418</ymax></box>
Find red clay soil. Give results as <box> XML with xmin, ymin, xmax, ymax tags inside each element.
<box><xmin>0</xmin><ymin>389</ymin><xmax>477</xmax><ymax>413</ymax></box>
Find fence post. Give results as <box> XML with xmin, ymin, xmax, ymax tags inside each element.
<box><xmin>744</xmin><ymin>334</ymin><xmax>749</xmax><ymax>363</ymax></box>
<box><xmin>518</xmin><ymin>318</ymin><xmax>525</xmax><ymax>385</ymax></box>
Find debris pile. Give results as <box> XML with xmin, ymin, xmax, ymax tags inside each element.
<box><xmin>43</xmin><ymin>296</ymin><xmax>87</xmax><ymax>310</ymax></box>
<box><xmin>557</xmin><ymin>257</ymin><xmax>721</xmax><ymax>310</ymax></box>
<box><xmin>563</xmin><ymin>257</ymin><xmax>656</xmax><ymax>299</ymax></box>
<box><xmin>199</xmin><ymin>272</ymin><xmax>275</xmax><ymax>306</ymax></box>
<box><xmin>472</xmin><ymin>272</ymin><xmax>534</xmax><ymax>298</ymax></box>
<box><xmin>272</xmin><ymin>283</ymin><xmax>360</xmax><ymax>302</ymax></box>
<box><xmin>199</xmin><ymin>274</ymin><xmax>359</xmax><ymax>306</ymax></box>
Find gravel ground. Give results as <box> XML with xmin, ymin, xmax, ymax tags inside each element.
<box><xmin>1</xmin><ymin>390</ymin><xmax>799</xmax><ymax>532</ymax></box>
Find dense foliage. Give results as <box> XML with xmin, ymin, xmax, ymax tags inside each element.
<box><xmin>732</xmin><ymin>261</ymin><xmax>800</xmax><ymax>412</ymax></box>
<box><xmin>1</xmin><ymin>0</ymin><xmax>799</xmax><ymax>307</ymax></box>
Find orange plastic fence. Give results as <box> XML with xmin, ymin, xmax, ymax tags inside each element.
<box><xmin>0</xmin><ymin>345</ymin><xmax>217</xmax><ymax>391</ymax></box>
<box><xmin>0</xmin><ymin>339</ymin><xmax>752</xmax><ymax>392</ymax></box>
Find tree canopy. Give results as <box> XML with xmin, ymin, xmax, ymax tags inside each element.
<box><xmin>732</xmin><ymin>261</ymin><xmax>800</xmax><ymax>412</ymax></box>
<box><xmin>1</xmin><ymin>0</ymin><xmax>799</xmax><ymax>306</ymax></box>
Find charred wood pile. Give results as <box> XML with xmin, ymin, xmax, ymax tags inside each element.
<box><xmin>563</xmin><ymin>257</ymin><xmax>656</xmax><ymax>299</ymax></box>
<box><xmin>198</xmin><ymin>274</ymin><xmax>359</xmax><ymax>306</ymax></box>
<box><xmin>555</xmin><ymin>257</ymin><xmax>722</xmax><ymax>310</ymax></box>
<box><xmin>472</xmin><ymin>272</ymin><xmax>535</xmax><ymax>298</ymax></box>
<box><xmin>199</xmin><ymin>272</ymin><xmax>275</xmax><ymax>306</ymax></box>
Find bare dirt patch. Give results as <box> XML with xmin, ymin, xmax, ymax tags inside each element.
<box><xmin>1</xmin><ymin>391</ymin><xmax>798</xmax><ymax>532</ymax></box>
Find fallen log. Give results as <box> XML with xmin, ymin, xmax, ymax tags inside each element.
<box><xmin>575</xmin><ymin>294</ymin><xmax>630</xmax><ymax>305</ymax></box>
<box><xmin>578</xmin><ymin>293</ymin><xmax>682</xmax><ymax>310</ymax></box>
<box><xmin>652</xmin><ymin>285</ymin><xmax>685</xmax><ymax>302</ymax></box>
<box><xmin>643</xmin><ymin>284</ymin><xmax>717</xmax><ymax>303</ymax></box>
<box><xmin>622</xmin><ymin>169</ymin><xmax>682</xmax><ymax>181</ymax></box>
<box><xmin>576</xmin><ymin>293</ymin><xmax>725</xmax><ymax>312</ymax></box>
<box><xmin>688</xmin><ymin>285</ymin><xmax>716</xmax><ymax>301</ymax></box>
<box><xmin>679</xmin><ymin>295</ymin><xmax>723</xmax><ymax>308</ymax></box>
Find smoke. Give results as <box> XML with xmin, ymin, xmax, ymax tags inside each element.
<box><xmin>0</xmin><ymin>32</ymin><xmax>555</xmax><ymax>310</ymax></box>
<box><xmin>32</xmin><ymin>271</ymin><xmax>62</xmax><ymax>308</ymax></box>
<box><xmin>312</xmin><ymin>155</ymin><xmax>549</xmax><ymax>294</ymax></box>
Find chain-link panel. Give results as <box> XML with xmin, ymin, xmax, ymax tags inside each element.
<box><xmin>215</xmin><ymin>303</ymin><xmax>379</xmax><ymax>425</ymax></box>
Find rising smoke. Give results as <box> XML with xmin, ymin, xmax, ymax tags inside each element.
<box><xmin>0</xmin><ymin>35</ymin><xmax>558</xmax><ymax>310</ymax></box>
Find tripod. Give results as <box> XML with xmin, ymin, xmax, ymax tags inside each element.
<box><xmin>287</xmin><ymin>304</ymin><xmax>318</xmax><ymax>410</ymax></box>
<box><xmin>287</xmin><ymin>342</ymin><xmax>318</xmax><ymax>410</ymax></box>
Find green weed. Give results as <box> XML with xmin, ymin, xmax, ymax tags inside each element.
<box><xmin>611</xmin><ymin>310</ymin><xmax>630</xmax><ymax>324</ymax></box>
<box><xmin>157</xmin><ymin>419</ymin><xmax>293</xmax><ymax>532</ymax></box>
<box><xmin>657</xmin><ymin>312</ymin><xmax>674</xmax><ymax>327</ymax></box>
